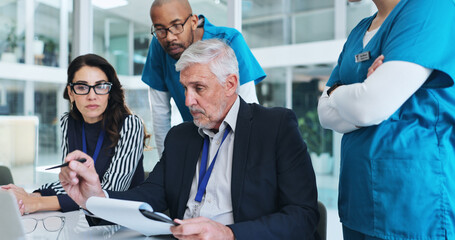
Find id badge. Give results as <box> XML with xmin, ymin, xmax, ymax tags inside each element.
<box><xmin>355</xmin><ymin>51</ymin><xmax>371</xmax><ymax>63</ymax></box>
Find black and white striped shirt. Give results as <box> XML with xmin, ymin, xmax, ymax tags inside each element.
<box><xmin>37</xmin><ymin>113</ymin><xmax>145</xmax><ymax>211</ymax></box>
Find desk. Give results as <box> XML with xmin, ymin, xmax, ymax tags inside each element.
<box><xmin>23</xmin><ymin>210</ymin><xmax>174</xmax><ymax>240</ymax></box>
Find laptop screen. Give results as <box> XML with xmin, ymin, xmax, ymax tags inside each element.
<box><xmin>0</xmin><ymin>191</ymin><xmax>26</xmax><ymax>239</ymax></box>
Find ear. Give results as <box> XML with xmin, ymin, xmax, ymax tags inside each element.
<box><xmin>67</xmin><ymin>86</ymin><xmax>74</xmax><ymax>102</ymax></box>
<box><xmin>224</xmin><ymin>74</ymin><xmax>239</xmax><ymax>97</ymax></box>
<box><xmin>190</xmin><ymin>15</ymin><xmax>199</xmax><ymax>31</ymax></box>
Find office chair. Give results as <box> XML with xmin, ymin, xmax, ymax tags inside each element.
<box><xmin>0</xmin><ymin>165</ymin><xmax>14</xmax><ymax>185</ymax></box>
<box><xmin>317</xmin><ymin>201</ymin><xmax>327</xmax><ymax>240</ymax></box>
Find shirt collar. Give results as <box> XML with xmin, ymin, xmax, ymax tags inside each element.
<box><xmin>198</xmin><ymin>96</ymin><xmax>240</xmax><ymax>138</ymax></box>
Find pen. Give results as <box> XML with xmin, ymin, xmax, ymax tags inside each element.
<box><xmin>45</xmin><ymin>159</ymin><xmax>87</xmax><ymax>170</ymax></box>
<box><xmin>139</xmin><ymin>209</ymin><xmax>179</xmax><ymax>226</ymax></box>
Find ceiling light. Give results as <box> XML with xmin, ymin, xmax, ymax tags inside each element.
<box><xmin>92</xmin><ymin>0</ymin><xmax>128</xmax><ymax>9</ymax></box>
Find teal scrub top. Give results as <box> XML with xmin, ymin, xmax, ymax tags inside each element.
<box><xmin>141</xmin><ymin>15</ymin><xmax>266</xmax><ymax>122</ymax></box>
<box><xmin>327</xmin><ymin>0</ymin><xmax>455</xmax><ymax>238</ymax></box>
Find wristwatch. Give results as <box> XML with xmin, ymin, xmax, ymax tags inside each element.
<box><xmin>327</xmin><ymin>83</ymin><xmax>343</xmax><ymax>96</ymax></box>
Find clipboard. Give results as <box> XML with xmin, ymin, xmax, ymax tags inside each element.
<box><xmin>86</xmin><ymin>196</ymin><xmax>174</xmax><ymax>236</ymax></box>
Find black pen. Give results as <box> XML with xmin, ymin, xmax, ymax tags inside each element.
<box><xmin>45</xmin><ymin>159</ymin><xmax>87</xmax><ymax>170</ymax></box>
<box><xmin>139</xmin><ymin>209</ymin><xmax>179</xmax><ymax>226</ymax></box>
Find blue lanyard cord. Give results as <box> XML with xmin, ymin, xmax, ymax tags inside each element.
<box><xmin>195</xmin><ymin>126</ymin><xmax>231</xmax><ymax>202</ymax></box>
<box><xmin>82</xmin><ymin>122</ymin><xmax>105</xmax><ymax>164</ymax></box>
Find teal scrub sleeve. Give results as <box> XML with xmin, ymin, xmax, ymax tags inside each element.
<box><xmin>141</xmin><ymin>37</ymin><xmax>168</xmax><ymax>91</ymax></box>
<box><xmin>327</xmin><ymin>43</ymin><xmax>347</xmax><ymax>87</ymax></box>
<box><xmin>229</xmin><ymin>33</ymin><xmax>266</xmax><ymax>85</ymax></box>
<box><xmin>382</xmin><ymin>0</ymin><xmax>455</xmax><ymax>88</ymax></box>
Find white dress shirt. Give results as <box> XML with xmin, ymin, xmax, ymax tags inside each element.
<box><xmin>183</xmin><ymin>97</ymin><xmax>241</xmax><ymax>225</ymax></box>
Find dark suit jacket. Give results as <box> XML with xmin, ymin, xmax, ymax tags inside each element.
<box><xmin>108</xmin><ymin>98</ymin><xmax>319</xmax><ymax>239</ymax></box>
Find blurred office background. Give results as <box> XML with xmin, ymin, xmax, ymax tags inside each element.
<box><xmin>0</xmin><ymin>0</ymin><xmax>375</xmax><ymax>238</ymax></box>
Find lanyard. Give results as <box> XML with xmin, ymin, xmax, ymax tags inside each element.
<box><xmin>82</xmin><ymin>122</ymin><xmax>105</xmax><ymax>164</ymax></box>
<box><xmin>195</xmin><ymin>126</ymin><xmax>231</xmax><ymax>202</ymax></box>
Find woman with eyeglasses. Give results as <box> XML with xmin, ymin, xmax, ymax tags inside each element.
<box><xmin>2</xmin><ymin>54</ymin><xmax>149</xmax><ymax>215</ymax></box>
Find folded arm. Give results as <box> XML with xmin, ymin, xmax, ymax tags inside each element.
<box><xmin>318</xmin><ymin>87</ymin><xmax>359</xmax><ymax>133</ymax></box>
<box><xmin>320</xmin><ymin>61</ymin><xmax>431</xmax><ymax>129</ymax></box>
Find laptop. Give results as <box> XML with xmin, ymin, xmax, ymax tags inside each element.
<box><xmin>0</xmin><ymin>190</ymin><xmax>26</xmax><ymax>240</ymax></box>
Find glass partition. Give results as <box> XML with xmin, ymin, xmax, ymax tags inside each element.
<box><xmin>191</xmin><ymin>0</ymin><xmax>227</xmax><ymax>27</ymax></box>
<box><xmin>243</xmin><ymin>0</ymin><xmax>337</xmax><ymax>47</ymax></box>
<box><xmin>347</xmin><ymin>0</ymin><xmax>375</xmax><ymax>35</ymax></box>
<box><xmin>133</xmin><ymin>31</ymin><xmax>149</xmax><ymax>75</ymax></box>
<box><xmin>34</xmin><ymin>1</ymin><xmax>59</xmax><ymax>67</ymax></box>
<box><xmin>0</xmin><ymin>78</ymin><xmax>64</xmax><ymax>185</ymax></box>
<box><xmin>0</xmin><ymin>79</ymin><xmax>25</xmax><ymax>115</ymax></box>
<box><xmin>93</xmin><ymin>8</ymin><xmax>128</xmax><ymax>74</ymax></box>
<box><xmin>0</xmin><ymin>0</ymin><xmax>24</xmax><ymax>64</ymax></box>
<box><xmin>293</xmin><ymin>9</ymin><xmax>334</xmax><ymax>43</ymax></box>
<box><xmin>291</xmin><ymin>0</ymin><xmax>333</xmax><ymax>12</ymax></box>
<box><xmin>291</xmin><ymin>65</ymin><xmax>334</xmax><ymax>175</ymax></box>
<box><xmin>243</xmin><ymin>18</ymin><xmax>285</xmax><ymax>48</ymax></box>
<box><xmin>256</xmin><ymin>67</ymin><xmax>286</xmax><ymax>108</ymax></box>
<box><xmin>242</xmin><ymin>0</ymin><xmax>283</xmax><ymax>19</ymax></box>
<box><xmin>33</xmin><ymin>0</ymin><xmax>72</xmax><ymax>67</ymax></box>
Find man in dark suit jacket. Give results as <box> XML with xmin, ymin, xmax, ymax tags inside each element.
<box><xmin>59</xmin><ymin>39</ymin><xmax>319</xmax><ymax>240</ymax></box>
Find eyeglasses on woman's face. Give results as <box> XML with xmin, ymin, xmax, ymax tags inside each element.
<box><xmin>70</xmin><ymin>82</ymin><xmax>112</xmax><ymax>95</ymax></box>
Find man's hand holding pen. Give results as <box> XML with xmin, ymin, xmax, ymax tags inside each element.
<box><xmin>59</xmin><ymin>150</ymin><xmax>105</xmax><ymax>209</ymax></box>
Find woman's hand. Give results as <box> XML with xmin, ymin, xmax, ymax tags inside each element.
<box><xmin>367</xmin><ymin>55</ymin><xmax>385</xmax><ymax>77</ymax></box>
<box><xmin>1</xmin><ymin>184</ymin><xmax>41</xmax><ymax>215</ymax></box>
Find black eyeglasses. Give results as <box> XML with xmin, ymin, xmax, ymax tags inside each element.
<box><xmin>70</xmin><ymin>82</ymin><xmax>112</xmax><ymax>95</ymax></box>
<box><xmin>151</xmin><ymin>15</ymin><xmax>192</xmax><ymax>39</ymax></box>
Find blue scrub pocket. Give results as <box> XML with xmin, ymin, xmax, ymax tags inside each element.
<box><xmin>371</xmin><ymin>156</ymin><xmax>445</xmax><ymax>238</ymax></box>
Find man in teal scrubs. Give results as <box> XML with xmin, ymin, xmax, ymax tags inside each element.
<box><xmin>142</xmin><ymin>0</ymin><xmax>266</xmax><ymax>155</ymax></box>
<box><xmin>318</xmin><ymin>0</ymin><xmax>455</xmax><ymax>239</ymax></box>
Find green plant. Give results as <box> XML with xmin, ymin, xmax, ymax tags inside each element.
<box><xmin>5</xmin><ymin>26</ymin><xmax>18</xmax><ymax>52</ymax></box>
<box><xmin>37</xmin><ymin>35</ymin><xmax>56</xmax><ymax>54</ymax></box>
<box><xmin>298</xmin><ymin>110</ymin><xmax>332</xmax><ymax>156</ymax></box>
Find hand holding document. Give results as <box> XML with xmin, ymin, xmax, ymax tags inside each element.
<box><xmin>86</xmin><ymin>197</ymin><xmax>175</xmax><ymax>236</ymax></box>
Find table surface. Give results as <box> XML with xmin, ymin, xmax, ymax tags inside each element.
<box><xmin>23</xmin><ymin>210</ymin><xmax>174</xmax><ymax>240</ymax></box>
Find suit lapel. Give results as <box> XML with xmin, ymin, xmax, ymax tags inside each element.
<box><xmin>231</xmin><ymin>99</ymin><xmax>252</xmax><ymax>220</ymax></box>
<box><xmin>177</xmin><ymin>127</ymin><xmax>204</xmax><ymax>218</ymax></box>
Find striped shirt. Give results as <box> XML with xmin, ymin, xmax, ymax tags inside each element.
<box><xmin>37</xmin><ymin>113</ymin><xmax>145</xmax><ymax>211</ymax></box>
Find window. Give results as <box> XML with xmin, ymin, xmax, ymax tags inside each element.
<box><xmin>0</xmin><ymin>0</ymin><xmax>23</xmax><ymax>64</ymax></box>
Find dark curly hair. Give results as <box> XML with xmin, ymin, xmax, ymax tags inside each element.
<box><xmin>64</xmin><ymin>54</ymin><xmax>149</xmax><ymax>147</ymax></box>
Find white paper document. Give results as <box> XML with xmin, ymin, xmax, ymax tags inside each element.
<box><xmin>86</xmin><ymin>197</ymin><xmax>173</xmax><ymax>236</ymax></box>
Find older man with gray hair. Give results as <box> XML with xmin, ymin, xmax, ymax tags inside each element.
<box><xmin>59</xmin><ymin>39</ymin><xmax>319</xmax><ymax>240</ymax></box>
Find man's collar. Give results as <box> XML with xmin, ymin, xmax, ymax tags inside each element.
<box><xmin>198</xmin><ymin>96</ymin><xmax>240</xmax><ymax>138</ymax></box>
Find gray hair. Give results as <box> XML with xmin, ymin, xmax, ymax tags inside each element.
<box><xmin>175</xmin><ymin>39</ymin><xmax>239</xmax><ymax>90</ymax></box>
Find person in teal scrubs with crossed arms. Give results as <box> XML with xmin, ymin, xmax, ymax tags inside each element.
<box><xmin>318</xmin><ymin>0</ymin><xmax>455</xmax><ymax>239</ymax></box>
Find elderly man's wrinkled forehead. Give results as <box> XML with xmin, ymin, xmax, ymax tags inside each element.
<box><xmin>151</xmin><ymin>0</ymin><xmax>192</xmax><ymax>15</ymax></box>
